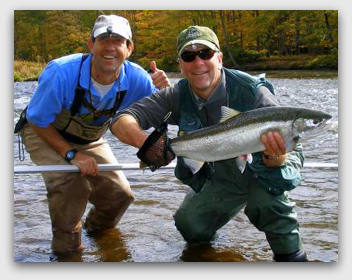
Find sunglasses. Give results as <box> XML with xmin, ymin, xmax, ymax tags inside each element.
<box><xmin>180</xmin><ymin>49</ymin><xmax>217</xmax><ymax>62</ymax></box>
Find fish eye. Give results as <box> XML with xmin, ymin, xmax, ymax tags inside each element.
<box><xmin>304</xmin><ymin>119</ymin><xmax>318</xmax><ymax>128</ymax></box>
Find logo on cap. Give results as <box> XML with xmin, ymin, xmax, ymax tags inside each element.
<box><xmin>185</xmin><ymin>27</ymin><xmax>201</xmax><ymax>40</ymax></box>
<box><xmin>92</xmin><ymin>15</ymin><xmax>132</xmax><ymax>40</ymax></box>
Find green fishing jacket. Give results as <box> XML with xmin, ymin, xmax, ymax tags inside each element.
<box><xmin>174</xmin><ymin>68</ymin><xmax>304</xmax><ymax>195</ymax></box>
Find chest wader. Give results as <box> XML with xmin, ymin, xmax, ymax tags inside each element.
<box><xmin>53</xmin><ymin>54</ymin><xmax>126</xmax><ymax>145</ymax></box>
<box><xmin>16</xmin><ymin>55</ymin><xmax>133</xmax><ymax>255</ymax></box>
<box><xmin>173</xmin><ymin>70</ymin><xmax>304</xmax><ymax>258</ymax></box>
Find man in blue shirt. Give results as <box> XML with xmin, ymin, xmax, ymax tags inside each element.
<box><xmin>20</xmin><ymin>15</ymin><xmax>170</xmax><ymax>256</ymax></box>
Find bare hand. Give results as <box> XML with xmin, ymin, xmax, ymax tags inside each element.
<box><xmin>70</xmin><ymin>152</ymin><xmax>98</xmax><ymax>176</ymax></box>
<box><xmin>260</xmin><ymin>131</ymin><xmax>288</xmax><ymax>167</ymax></box>
<box><xmin>150</xmin><ymin>61</ymin><xmax>171</xmax><ymax>89</ymax></box>
<box><xmin>260</xmin><ymin>131</ymin><xmax>287</xmax><ymax>155</ymax></box>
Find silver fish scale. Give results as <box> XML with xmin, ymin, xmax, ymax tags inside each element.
<box><xmin>170</xmin><ymin>120</ymin><xmax>295</xmax><ymax>162</ymax></box>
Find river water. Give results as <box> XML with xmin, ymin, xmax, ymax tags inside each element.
<box><xmin>13</xmin><ymin>71</ymin><xmax>338</xmax><ymax>262</ymax></box>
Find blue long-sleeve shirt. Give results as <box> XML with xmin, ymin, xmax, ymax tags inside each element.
<box><xmin>27</xmin><ymin>53</ymin><xmax>157</xmax><ymax>127</ymax></box>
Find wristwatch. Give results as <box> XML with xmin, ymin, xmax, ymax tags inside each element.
<box><xmin>64</xmin><ymin>148</ymin><xmax>78</xmax><ymax>163</ymax></box>
<box><xmin>262</xmin><ymin>153</ymin><xmax>280</xmax><ymax>160</ymax></box>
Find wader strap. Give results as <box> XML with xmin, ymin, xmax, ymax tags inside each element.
<box><xmin>14</xmin><ymin>107</ymin><xmax>29</xmax><ymax>161</ymax></box>
<box><xmin>17</xmin><ymin>134</ymin><xmax>25</xmax><ymax>161</ymax></box>
<box><xmin>109</xmin><ymin>90</ymin><xmax>126</xmax><ymax>116</ymax></box>
<box><xmin>57</xmin><ymin>128</ymin><xmax>100</xmax><ymax>145</ymax></box>
<box><xmin>57</xmin><ymin>53</ymin><xmax>127</xmax><ymax>144</ymax></box>
<box><xmin>70</xmin><ymin>53</ymin><xmax>126</xmax><ymax>118</ymax></box>
<box><xmin>81</xmin><ymin>90</ymin><xmax>127</xmax><ymax>117</ymax></box>
<box><xmin>70</xmin><ymin>53</ymin><xmax>90</xmax><ymax>116</ymax></box>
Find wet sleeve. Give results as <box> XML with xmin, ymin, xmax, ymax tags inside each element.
<box><xmin>111</xmin><ymin>86</ymin><xmax>180</xmax><ymax>130</ymax></box>
<box><xmin>249</xmin><ymin>144</ymin><xmax>304</xmax><ymax>195</ymax></box>
<box><xmin>253</xmin><ymin>85</ymin><xmax>280</xmax><ymax>108</ymax></box>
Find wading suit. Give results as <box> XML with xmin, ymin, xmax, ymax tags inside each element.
<box><xmin>20</xmin><ymin>53</ymin><xmax>157</xmax><ymax>253</ymax></box>
<box><xmin>116</xmin><ymin>68</ymin><xmax>305</xmax><ymax>257</ymax></box>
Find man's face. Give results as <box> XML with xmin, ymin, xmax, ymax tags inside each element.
<box><xmin>88</xmin><ymin>34</ymin><xmax>132</xmax><ymax>76</ymax></box>
<box><xmin>179</xmin><ymin>44</ymin><xmax>223</xmax><ymax>98</ymax></box>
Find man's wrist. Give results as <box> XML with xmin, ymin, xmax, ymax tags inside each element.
<box><xmin>64</xmin><ymin>148</ymin><xmax>78</xmax><ymax>163</ymax></box>
<box><xmin>262</xmin><ymin>152</ymin><xmax>287</xmax><ymax>166</ymax></box>
<box><xmin>263</xmin><ymin>153</ymin><xmax>280</xmax><ymax>160</ymax></box>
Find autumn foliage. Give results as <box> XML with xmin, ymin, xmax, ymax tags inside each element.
<box><xmin>14</xmin><ymin>10</ymin><xmax>338</xmax><ymax>72</ymax></box>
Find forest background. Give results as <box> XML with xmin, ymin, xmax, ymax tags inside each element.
<box><xmin>14</xmin><ymin>10</ymin><xmax>338</xmax><ymax>81</ymax></box>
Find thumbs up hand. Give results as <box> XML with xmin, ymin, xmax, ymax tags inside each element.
<box><xmin>150</xmin><ymin>61</ymin><xmax>171</xmax><ymax>89</ymax></box>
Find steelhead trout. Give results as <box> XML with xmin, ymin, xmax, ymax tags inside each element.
<box><xmin>169</xmin><ymin>106</ymin><xmax>331</xmax><ymax>173</ymax></box>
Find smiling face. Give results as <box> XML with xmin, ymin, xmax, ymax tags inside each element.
<box><xmin>88</xmin><ymin>34</ymin><xmax>134</xmax><ymax>84</ymax></box>
<box><xmin>179</xmin><ymin>44</ymin><xmax>223</xmax><ymax>100</ymax></box>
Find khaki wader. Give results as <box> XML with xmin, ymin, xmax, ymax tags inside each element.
<box><xmin>21</xmin><ymin>125</ymin><xmax>135</xmax><ymax>254</ymax></box>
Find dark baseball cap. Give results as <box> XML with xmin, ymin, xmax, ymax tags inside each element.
<box><xmin>177</xmin><ymin>26</ymin><xmax>220</xmax><ymax>56</ymax></box>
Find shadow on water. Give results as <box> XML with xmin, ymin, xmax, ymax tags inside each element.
<box><xmin>51</xmin><ymin>228</ymin><xmax>131</xmax><ymax>262</ymax></box>
<box><xmin>180</xmin><ymin>244</ymin><xmax>249</xmax><ymax>262</ymax></box>
<box><xmin>85</xmin><ymin>228</ymin><xmax>131</xmax><ymax>262</ymax></box>
<box><xmin>51</xmin><ymin>228</ymin><xmax>250</xmax><ymax>262</ymax></box>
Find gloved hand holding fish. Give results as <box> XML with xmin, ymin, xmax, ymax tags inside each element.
<box><xmin>137</xmin><ymin>106</ymin><xmax>331</xmax><ymax>173</ymax></box>
<box><xmin>137</xmin><ymin>116</ymin><xmax>175</xmax><ymax>171</ymax></box>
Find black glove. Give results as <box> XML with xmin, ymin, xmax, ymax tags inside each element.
<box><xmin>136</xmin><ymin>113</ymin><xmax>175</xmax><ymax>171</ymax></box>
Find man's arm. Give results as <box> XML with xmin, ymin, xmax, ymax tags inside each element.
<box><xmin>110</xmin><ymin>114</ymin><xmax>148</xmax><ymax>149</ymax></box>
<box><xmin>111</xmin><ymin>86</ymin><xmax>179</xmax><ymax>132</ymax></box>
<box><xmin>111</xmin><ymin>113</ymin><xmax>175</xmax><ymax>170</ymax></box>
<box><xmin>110</xmin><ymin>86</ymin><xmax>179</xmax><ymax>170</ymax></box>
<box><xmin>30</xmin><ymin>123</ymin><xmax>98</xmax><ymax>176</ymax></box>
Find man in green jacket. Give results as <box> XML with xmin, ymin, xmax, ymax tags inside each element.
<box><xmin>110</xmin><ymin>26</ymin><xmax>307</xmax><ymax>261</ymax></box>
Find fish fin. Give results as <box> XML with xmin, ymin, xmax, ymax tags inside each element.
<box><xmin>183</xmin><ymin>158</ymin><xmax>205</xmax><ymax>174</ymax></box>
<box><xmin>220</xmin><ymin>106</ymin><xmax>241</xmax><ymax>123</ymax></box>
<box><xmin>235</xmin><ymin>154</ymin><xmax>253</xmax><ymax>174</ymax></box>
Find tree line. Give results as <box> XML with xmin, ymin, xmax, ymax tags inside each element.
<box><xmin>14</xmin><ymin>10</ymin><xmax>338</xmax><ymax>71</ymax></box>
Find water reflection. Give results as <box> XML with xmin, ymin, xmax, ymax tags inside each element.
<box><xmin>85</xmin><ymin>228</ymin><xmax>130</xmax><ymax>262</ymax></box>
<box><xmin>180</xmin><ymin>243</ymin><xmax>249</xmax><ymax>262</ymax></box>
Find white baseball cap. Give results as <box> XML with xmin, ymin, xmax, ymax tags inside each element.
<box><xmin>91</xmin><ymin>15</ymin><xmax>132</xmax><ymax>40</ymax></box>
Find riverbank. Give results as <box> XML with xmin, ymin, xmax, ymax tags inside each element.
<box><xmin>14</xmin><ymin>60</ymin><xmax>46</xmax><ymax>82</ymax></box>
<box><xmin>14</xmin><ymin>54</ymin><xmax>337</xmax><ymax>82</ymax></box>
<box><xmin>240</xmin><ymin>54</ymin><xmax>337</xmax><ymax>71</ymax></box>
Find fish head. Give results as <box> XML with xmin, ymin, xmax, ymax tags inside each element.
<box><xmin>292</xmin><ymin>109</ymin><xmax>332</xmax><ymax>138</ymax></box>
